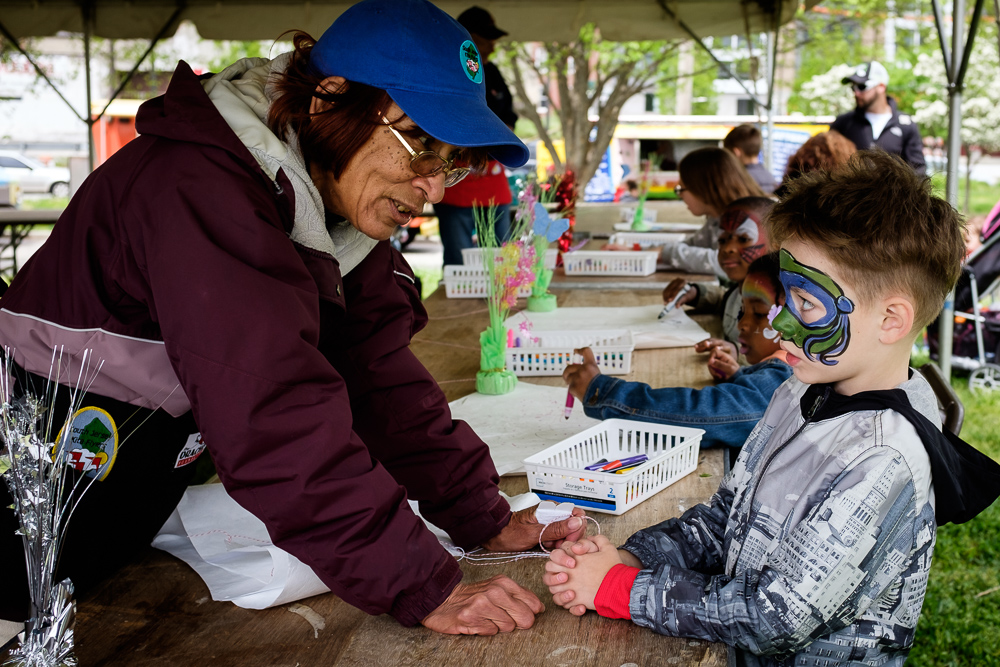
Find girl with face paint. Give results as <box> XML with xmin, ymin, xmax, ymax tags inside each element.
<box><xmin>662</xmin><ymin>197</ymin><xmax>774</xmax><ymax>357</ymax></box>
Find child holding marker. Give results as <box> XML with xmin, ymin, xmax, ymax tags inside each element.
<box><xmin>563</xmin><ymin>253</ymin><xmax>790</xmax><ymax>448</ymax></box>
<box><xmin>544</xmin><ymin>151</ymin><xmax>1000</xmax><ymax>666</ymax></box>
<box><xmin>662</xmin><ymin>196</ymin><xmax>773</xmax><ymax>375</ymax></box>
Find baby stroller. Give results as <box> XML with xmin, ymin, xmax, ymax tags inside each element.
<box><xmin>928</xmin><ymin>200</ymin><xmax>1000</xmax><ymax>393</ymax></box>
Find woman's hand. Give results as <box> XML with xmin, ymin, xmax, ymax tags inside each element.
<box><xmin>662</xmin><ymin>279</ymin><xmax>696</xmax><ymax>307</ymax></box>
<box><xmin>562</xmin><ymin>347</ymin><xmax>601</xmax><ymax>401</ymax></box>
<box><xmin>483</xmin><ymin>505</ymin><xmax>587</xmax><ymax>552</ymax></box>
<box><xmin>421</xmin><ymin>575</ymin><xmax>543</xmax><ymax>634</ymax></box>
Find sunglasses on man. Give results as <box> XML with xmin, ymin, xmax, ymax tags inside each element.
<box><xmin>851</xmin><ymin>82</ymin><xmax>879</xmax><ymax>93</ymax></box>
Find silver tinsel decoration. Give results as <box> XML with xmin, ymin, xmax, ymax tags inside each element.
<box><xmin>2</xmin><ymin>348</ymin><xmax>103</xmax><ymax>667</ymax></box>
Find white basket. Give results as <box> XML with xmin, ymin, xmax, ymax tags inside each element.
<box><xmin>523</xmin><ymin>419</ymin><xmax>703</xmax><ymax>515</ymax></box>
<box><xmin>442</xmin><ymin>265</ymin><xmax>533</xmax><ymax>299</ymax></box>
<box><xmin>619</xmin><ymin>206</ymin><xmax>658</xmax><ymax>224</ymax></box>
<box><xmin>562</xmin><ymin>251</ymin><xmax>658</xmax><ymax>276</ymax></box>
<box><xmin>506</xmin><ymin>330</ymin><xmax>635</xmax><ymax>376</ymax></box>
<box><xmin>608</xmin><ymin>232</ymin><xmax>686</xmax><ymax>248</ymax></box>
<box><xmin>462</xmin><ymin>247</ymin><xmax>558</xmax><ymax>270</ymax></box>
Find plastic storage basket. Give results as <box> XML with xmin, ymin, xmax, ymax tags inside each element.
<box><xmin>523</xmin><ymin>420</ymin><xmax>703</xmax><ymax>515</ymax></box>
<box><xmin>443</xmin><ymin>265</ymin><xmax>533</xmax><ymax>299</ymax></box>
<box><xmin>506</xmin><ymin>329</ymin><xmax>635</xmax><ymax>376</ymax></box>
<box><xmin>462</xmin><ymin>247</ymin><xmax>558</xmax><ymax>271</ymax></box>
<box><xmin>608</xmin><ymin>232</ymin><xmax>686</xmax><ymax>248</ymax></box>
<box><xmin>619</xmin><ymin>206</ymin><xmax>658</xmax><ymax>224</ymax></box>
<box><xmin>562</xmin><ymin>251</ymin><xmax>658</xmax><ymax>277</ymax></box>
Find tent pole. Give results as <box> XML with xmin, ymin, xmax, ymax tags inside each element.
<box><xmin>83</xmin><ymin>0</ymin><xmax>96</xmax><ymax>173</ymax></box>
<box><xmin>0</xmin><ymin>20</ymin><xmax>87</xmax><ymax>124</ymax></box>
<box><xmin>764</xmin><ymin>10</ymin><xmax>780</xmax><ymax>174</ymax></box>
<box><xmin>655</xmin><ymin>0</ymin><xmax>769</xmax><ymax>110</ymax></box>
<box><xmin>95</xmin><ymin>6</ymin><xmax>184</xmax><ymax>122</ymax></box>
<box><xmin>940</xmin><ymin>0</ymin><xmax>967</xmax><ymax>381</ymax></box>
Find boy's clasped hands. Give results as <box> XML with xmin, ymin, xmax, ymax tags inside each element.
<box><xmin>543</xmin><ymin>535</ymin><xmax>641</xmax><ymax>616</ymax></box>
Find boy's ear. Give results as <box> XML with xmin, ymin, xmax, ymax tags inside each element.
<box><xmin>310</xmin><ymin>76</ymin><xmax>348</xmax><ymax>115</ymax></box>
<box><xmin>878</xmin><ymin>296</ymin><xmax>915</xmax><ymax>345</ymax></box>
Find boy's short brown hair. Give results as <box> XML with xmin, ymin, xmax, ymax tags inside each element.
<box><xmin>767</xmin><ymin>149</ymin><xmax>966</xmax><ymax>331</ymax></box>
<box><xmin>723</xmin><ymin>124</ymin><xmax>762</xmax><ymax>157</ymax></box>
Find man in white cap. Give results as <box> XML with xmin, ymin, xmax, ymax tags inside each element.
<box><xmin>830</xmin><ymin>61</ymin><xmax>926</xmax><ymax>175</ymax></box>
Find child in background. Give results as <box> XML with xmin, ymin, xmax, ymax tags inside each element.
<box><xmin>660</xmin><ymin>147</ymin><xmax>766</xmax><ymax>277</ymax></box>
<box><xmin>562</xmin><ymin>253</ymin><xmax>790</xmax><ymax>449</ymax></box>
<box><xmin>664</xmin><ymin>196</ymin><xmax>773</xmax><ymax>362</ymax></box>
<box><xmin>723</xmin><ymin>124</ymin><xmax>778</xmax><ymax>194</ymax></box>
<box><xmin>604</xmin><ymin>148</ymin><xmax>765</xmax><ymax>277</ymax></box>
<box><xmin>543</xmin><ymin>151</ymin><xmax>1000</xmax><ymax>666</ymax></box>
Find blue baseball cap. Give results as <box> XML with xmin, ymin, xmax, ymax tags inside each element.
<box><xmin>311</xmin><ymin>0</ymin><xmax>528</xmax><ymax>168</ymax></box>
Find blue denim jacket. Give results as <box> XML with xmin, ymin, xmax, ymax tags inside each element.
<box><xmin>581</xmin><ymin>358</ymin><xmax>793</xmax><ymax>448</ymax></box>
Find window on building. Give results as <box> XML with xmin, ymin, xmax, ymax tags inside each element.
<box><xmin>737</xmin><ymin>98</ymin><xmax>755</xmax><ymax>115</ymax></box>
<box><xmin>645</xmin><ymin>93</ymin><xmax>656</xmax><ymax>112</ymax></box>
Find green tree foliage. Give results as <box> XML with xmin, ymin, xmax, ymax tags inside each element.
<box><xmin>655</xmin><ymin>44</ymin><xmax>719</xmax><ymax>116</ymax></box>
<box><xmin>496</xmin><ymin>25</ymin><xmax>686</xmax><ymax>192</ymax></box>
<box><xmin>784</xmin><ymin>0</ymin><xmax>935</xmax><ymax>116</ymax></box>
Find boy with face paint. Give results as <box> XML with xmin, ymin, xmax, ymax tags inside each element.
<box><xmin>545</xmin><ymin>151</ymin><xmax>1000</xmax><ymax>667</ymax></box>
<box><xmin>662</xmin><ymin>196</ymin><xmax>773</xmax><ymax>373</ymax></box>
<box><xmin>562</xmin><ymin>253</ymin><xmax>790</xmax><ymax>449</ymax></box>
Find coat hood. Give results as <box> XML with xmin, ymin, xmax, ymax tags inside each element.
<box><xmin>137</xmin><ymin>57</ymin><xmax>377</xmax><ymax>275</ymax></box>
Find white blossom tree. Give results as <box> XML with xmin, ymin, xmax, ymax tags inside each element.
<box><xmin>911</xmin><ymin>34</ymin><xmax>1000</xmax><ymax>209</ymax></box>
<box><xmin>790</xmin><ymin>63</ymin><xmax>856</xmax><ymax>116</ymax></box>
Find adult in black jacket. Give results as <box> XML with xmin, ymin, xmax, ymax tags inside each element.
<box><xmin>830</xmin><ymin>61</ymin><xmax>926</xmax><ymax>175</ymax></box>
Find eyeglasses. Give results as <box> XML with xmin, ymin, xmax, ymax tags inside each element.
<box><xmin>851</xmin><ymin>82</ymin><xmax>872</xmax><ymax>92</ymax></box>
<box><xmin>381</xmin><ymin>116</ymin><xmax>470</xmax><ymax>187</ymax></box>
<box><xmin>673</xmin><ymin>184</ymin><xmax>687</xmax><ymax>196</ymax></box>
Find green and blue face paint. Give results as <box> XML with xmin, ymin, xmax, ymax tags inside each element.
<box><xmin>768</xmin><ymin>248</ymin><xmax>855</xmax><ymax>366</ymax></box>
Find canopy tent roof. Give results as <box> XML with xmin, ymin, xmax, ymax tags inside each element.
<box><xmin>0</xmin><ymin>0</ymin><xmax>817</xmax><ymax>42</ymax></box>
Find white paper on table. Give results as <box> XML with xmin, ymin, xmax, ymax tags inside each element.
<box><xmin>152</xmin><ymin>484</ymin><xmax>543</xmax><ymax>609</ymax></box>
<box><xmin>449</xmin><ymin>382</ymin><xmax>601</xmax><ymax>475</ymax></box>
<box><xmin>152</xmin><ymin>484</ymin><xmax>330</xmax><ymax>609</ymax></box>
<box><xmin>612</xmin><ymin>221</ymin><xmax>702</xmax><ymax>233</ymax></box>
<box><xmin>505</xmin><ymin>305</ymin><xmax>709</xmax><ymax>350</ymax></box>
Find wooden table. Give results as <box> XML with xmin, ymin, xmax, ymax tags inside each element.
<box><xmin>2</xmin><ymin>287</ymin><xmax>730</xmax><ymax>667</ymax></box>
<box><xmin>0</xmin><ymin>208</ymin><xmax>60</xmax><ymax>275</ymax></box>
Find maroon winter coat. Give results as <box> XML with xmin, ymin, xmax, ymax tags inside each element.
<box><xmin>0</xmin><ymin>61</ymin><xmax>510</xmax><ymax>625</ymax></box>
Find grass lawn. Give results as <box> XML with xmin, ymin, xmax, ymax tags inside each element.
<box><xmin>908</xmin><ymin>351</ymin><xmax>1000</xmax><ymax>665</ymax></box>
<box><xmin>929</xmin><ymin>173</ymin><xmax>1000</xmax><ymax>217</ymax></box>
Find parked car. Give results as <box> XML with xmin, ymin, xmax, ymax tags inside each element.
<box><xmin>0</xmin><ymin>166</ymin><xmax>21</xmax><ymax>207</ymax></box>
<box><xmin>0</xmin><ymin>151</ymin><xmax>70</xmax><ymax>197</ymax></box>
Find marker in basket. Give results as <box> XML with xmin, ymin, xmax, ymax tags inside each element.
<box><xmin>658</xmin><ymin>284</ymin><xmax>692</xmax><ymax>320</ymax></box>
<box><xmin>584</xmin><ymin>458</ymin><xmax>609</xmax><ymax>471</ymax></box>
<box><xmin>600</xmin><ymin>454</ymin><xmax>648</xmax><ymax>472</ymax></box>
<box><xmin>614</xmin><ymin>460</ymin><xmax>649</xmax><ymax>474</ymax></box>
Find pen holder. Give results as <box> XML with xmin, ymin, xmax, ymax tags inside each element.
<box><xmin>522</xmin><ymin>419</ymin><xmax>703</xmax><ymax>514</ymax></box>
<box><xmin>476</xmin><ymin>323</ymin><xmax>517</xmax><ymax>395</ymax></box>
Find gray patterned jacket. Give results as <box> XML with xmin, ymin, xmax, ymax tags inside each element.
<box><xmin>622</xmin><ymin>374</ymin><xmax>939</xmax><ymax>666</ymax></box>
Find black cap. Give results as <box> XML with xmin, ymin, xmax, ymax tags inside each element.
<box><xmin>457</xmin><ymin>6</ymin><xmax>507</xmax><ymax>40</ymax></box>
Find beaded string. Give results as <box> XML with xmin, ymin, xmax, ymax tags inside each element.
<box><xmin>448</xmin><ymin>515</ymin><xmax>602</xmax><ymax>566</ymax></box>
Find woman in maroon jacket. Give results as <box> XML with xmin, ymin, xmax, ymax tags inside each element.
<box><xmin>0</xmin><ymin>0</ymin><xmax>584</xmax><ymax>633</ymax></box>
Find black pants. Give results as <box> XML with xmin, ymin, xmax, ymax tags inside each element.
<box><xmin>1</xmin><ymin>367</ymin><xmax>198</xmax><ymax>620</ymax></box>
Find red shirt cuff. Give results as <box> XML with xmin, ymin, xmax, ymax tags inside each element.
<box><xmin>594</xmin><ymin>563</ymin><xmax>639</xmax><ymax>619</ymax></box>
